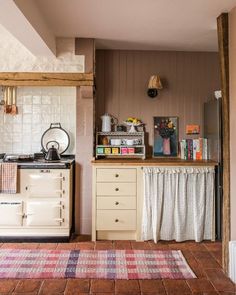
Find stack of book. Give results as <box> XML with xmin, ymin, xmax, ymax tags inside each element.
<box><xmin>179</xmin><ymin>138</ymin><xmax>208</xmax><ymax>160</ymax></box>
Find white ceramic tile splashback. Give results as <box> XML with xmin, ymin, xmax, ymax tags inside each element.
<box><xmin>0</xmin><ymin>86</ymin><xmax>76</xmax><ymax>155</ymax></box>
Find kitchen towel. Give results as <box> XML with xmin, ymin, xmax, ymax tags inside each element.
<box><xmin>0</xmin><ymin>163</ymin><xmax>17</xmax><ymax>194</ymax></box>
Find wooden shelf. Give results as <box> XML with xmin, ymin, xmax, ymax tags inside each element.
<box><xmin>0</xmin><ymin>72</ymin><xmax>94</xmax><ymax>86</ymax></box>
<box><xmin>92</xmin><ymin>158</ymin><xmax>218</xmax><ymax>166</ymax></box>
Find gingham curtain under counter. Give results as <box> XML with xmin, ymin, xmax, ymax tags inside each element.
<box><xmin>141</xmin><ymin>167</ymin><xmax>215</xmax><ymax>242</ymax></box>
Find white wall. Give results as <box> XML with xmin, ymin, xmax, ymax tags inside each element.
<box><xmin>0</xmin><ymin>25</ymin><xmax>84</xmax><ymax>72</ymax></box>
<box><xmin>0</xmin><ymin>86</ymin><xmax>76</xmax><ymax>155</ymax></box>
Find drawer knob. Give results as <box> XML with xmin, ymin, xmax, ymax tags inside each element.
<box><xmin>115</xmin><ymin>201</ymin><xmax>119</xmax><ymax>205</ymax></box>
<box><xmin>115</xmin><ymin>188</ymin><xmax>119</xmax><ymax>191</ymax></box>
<box><xmin>115</xmin><ymin>219</ymin><xmax>119</xmax><ymax>223</ymax></box>
<box><xmin>115</xmin><ymin>174</ymin><xmax>119</xmax><ymax>178</ymax></box>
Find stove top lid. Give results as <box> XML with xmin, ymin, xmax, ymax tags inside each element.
<box><xmin>3</xmin><ymin>154</ymin><xmax>34</xmax><ymax>162</ymax></box>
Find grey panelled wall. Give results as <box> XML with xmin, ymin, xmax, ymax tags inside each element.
<box><xmin>96</xmin><ymin>50</ymin><xmax>220</xmax><ymax>156</ymax></box>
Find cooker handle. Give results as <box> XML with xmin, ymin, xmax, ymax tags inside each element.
<box><xmin>50</xmin><ymin>123</ymin><xmax>61</xmax><ymax>129</ymax></box>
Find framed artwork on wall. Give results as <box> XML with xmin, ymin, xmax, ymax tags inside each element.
<box><xmin>153</xmin><ymin>116</ymin><xmax>178</xmax><ymax>157</ymax></box>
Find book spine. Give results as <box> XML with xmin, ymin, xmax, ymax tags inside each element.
<box><xmin>196</xmin><ymin>139</ymin><xmax>201</xmax><ymax>160</ymax></box>
<box><xmin>203</xmin><ymin>138</ymin><xmax>208</xmax><ymax>160</ymax></box>
<box><xmin>193</xmin><ymin>139</ymin><xmax>197</xmax><ymax>160</ymax></box>
<box><xmin>180</xmin><ymin>140</ymin><xmax>185</xmax><ymax>160</ymax></box>
<box><xmin>184</xmin><ymin>140</ymin><xmax>188</xmax><ymax>160</ymax></box>
<box><xmin>190</xmin><ymin>139</ymin><xmax>193</xmax><ymax>160</ymax></box>
<box><xmin>199</xmin><ymin>138</ymin><xmax>203</xmax><ymax>160</ymax></box>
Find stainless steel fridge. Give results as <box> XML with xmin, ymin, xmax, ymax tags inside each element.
<box><xmin>204</xmin><ymin>98</ymin><xmax>222</xmax><ymax>240</ymax></box>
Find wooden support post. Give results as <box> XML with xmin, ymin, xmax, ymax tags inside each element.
<box><xmin>217</xmin><ymin>13</ymin><xmax>230</xmax><ymax>274</ymax></box>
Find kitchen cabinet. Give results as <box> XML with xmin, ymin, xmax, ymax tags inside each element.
<box><xmin>92</xmin><ymin>160</ymin><xmax>217</xmax><ymax>241</ymax></box>
<box><xmin>92</xmin><ymin>166</ymin><xmax>140</xmax><ymax>241</ymax></box>
<box><xmin>0</xmin><ymin>167</ymin><xmax>73</xmax><ymax>239</ymax></box>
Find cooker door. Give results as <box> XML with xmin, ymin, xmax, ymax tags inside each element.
<box><xmin>22</xmin><ymin>170</ymin><xmax>64</xmax><ymax>198</ymax></box>
<box><xmin>26</xmin><ymin>201</ymin><xmax>62</xmax><ymax>226</ymax></box>
<box><xmin>0</xmin><ymin>202</ymin><xmax>23</xmax><ymax>226</ymax></box>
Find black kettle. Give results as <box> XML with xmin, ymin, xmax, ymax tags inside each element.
<box><xmin>45</xmin><ymin>145</ymin><xmax>61</xmax><ymax>161</ymax></box>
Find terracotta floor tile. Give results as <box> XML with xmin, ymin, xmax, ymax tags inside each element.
<box><xmin>181</xmin><ymin>250</ymin><xmax>196</xmax><ymax>261</ymax></box>
<box><xmin>19</xmin><ymin>243</ymin><xmax>40</xmax><ymax>249</ymax></box>
<box><xmin>204</xmin><ymin>269</ymin><xmax>236</xmax><ymax>292</ymax></box>
<box><xmin>39</xmin><ymin>279</ymin><xmax>67</xmax><ymax>294</ymax></box>
<box><xmin>91</xmin><ymin>279</ymin><xmax>115</xmax><ymax>293</ymax></box>
<box><xmin>187</xmin><ymin>278</ymin><xmax>216</xmax><ymax>292</ymax></box>
<box><xmin>192</xmin><ymin>292</ymin><xmax>219</xmax><ymax>295</ymax></box>
<box><xmin>148</xmin><ymin>241</ymin><xmax>170</xmax><ymax>250</ymax></box>
<box><xmin>131</xmin><ymin>241</ymin><xmax>150</xmax><ymax>250</ymax></box>
<box><xmin>192</xmin><ymin>251</ymin><xmax>213</xmax><ymax>260</ymax></box>
<box><xmin>192</xmin><ymin>251</ymin><xmax>221</xmax><ymax>269</ymax></box>
<box><xmin>70</xmin><ymin>234</ymin><xmax>91</xmax><ymax>242</ymax></box>
<box><xmin>115</xmin><ymin>279</ymin><xmax>140</xmax><ymax>294</ymax></box>
<box><xmin>95</xmin><ymin>241</ymin><xmax>114</xmax><ymax>250</ymax></box>
<box><xmin>64</xmin><ymin>279</ymin><xmax>90</xmax><ymax>294</ymax></box>
<box><xmin>184</xmin><ymin>257</ymin><xmax>207</xmax><ymax>278</ymax></box>
<box><xmin>197</xmin><ymin>257</ymin><xmax>222</xmax><ymax>269</ymax></box>
<box><xmin>56</xmin><ymin>243</ymin><xmax>77</xmax><ymax>250</ymax></box>
<box><xmin>113</xmin><ymin>240</ymin><xmax>132</xmax><ymax>250</ymax></box>
<box><xmin>139</xmin><ymin>279</ymin><xmax>166</xmax><ymax>293</ymax></box>
<box><xmin>75</xmin><ymin>242</ymin><xmax>95</xmax><ymax>250</ymax></box>
<box><xmin>38</xmin><ymin>243</ymin><xmax>58</xmax><ymax>250</ymax></box>
<box><xmin>168</xmin><ymin>242</ymin><xmax>189</xmax><ymax>250</ymax></box>
<box><xmin>163</xmin><ymin>279</ymin><xmax>192</xmax><ymax>294</ymax></box>
<box><xmin>1</xmin><ymin>243</ymin><xmax>24</xmax><ymax>249</ymax></box>
<box><xmin>0</xmin><ymin>279</ymin><xmax>19</xmax><ymax>293</ymax></box>
<box><xmin>15</xmin><ymin>279</ymin><xmax>43</xmax><ymax>293</ymax></box>
<box><xmin>218</xmin><ymin>292</ymin><xmax>236</xmax><ymax>294</ymax></box>
<box><xmin>186</xmin><ymin>242</ymin><xmax>208</xmax><ymax>252</ymax></box>
<box><xmin>92</xmin><ymin>293</ymin><xmax>114</xmax><ymax>295</ymax></box>
<box><xmin>1</xmin><ymin>243</ymin><xmax>39</xmax><ymax>249</ymax></box>
<box><xmin>12</xmin><ymin>292</ymin><xmax>39</xmax><ymax>295</ymax></box>
<box><xmin>203</xmin><ymin>241</ymin><xmax>222</xmax><ymax>251</ymax></box>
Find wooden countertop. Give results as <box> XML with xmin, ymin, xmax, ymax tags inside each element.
<box><xmin>91</xmin><ymin>158</ymin><xmax>218</xmax><ymax>166</ymax></box>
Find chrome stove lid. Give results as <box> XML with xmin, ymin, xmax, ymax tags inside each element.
<box><xmin>3</xmin><ymin>154</ymin><xmax>34</xmax><ymax>162</ymax></box>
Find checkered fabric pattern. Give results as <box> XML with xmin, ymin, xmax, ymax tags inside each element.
<box><xmin>0</xmin><ymin>163</ymin><xmax>17</xmax><ymax>194</ymax></box>
<box><xmin>0</xmin><ymin>249</ymin><xmax>196</xmax><ymax>279</ymax></box>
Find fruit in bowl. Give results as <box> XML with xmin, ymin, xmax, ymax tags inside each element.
<box><xmin>124</xmin><ymin>117</ymin><xmax>143</xmax><ymax>132</ymax></box>
<box><xmin>125</xmin><ymin>117</ymin><xmax>142</xmax><ymax>125</ymax></box>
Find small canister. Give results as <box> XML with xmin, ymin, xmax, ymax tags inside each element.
<box><xmin>121</xmin><ymin>147</ymin><xmax>128</xmax><ymax>154</ymax></box>
<box><xmin>112</xmin><ymin>147</ymin><xmax>119</xmax><ymax>154</ymax></box>
<box><xmin>97</xmin><ymin>147</ymin><xmax>104</xmax><ymax>154</ymax></box>
<box><xmin>104</xmin><ymin>147</ymin><xmax>111</xmax><ymax>154</ymax></box>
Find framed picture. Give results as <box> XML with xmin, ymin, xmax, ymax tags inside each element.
<box><xmin>153</xmin><ymin>116</ymin><xmax>178</xmax><ymax>157</ymax></box>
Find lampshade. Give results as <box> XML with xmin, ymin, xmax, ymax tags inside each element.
<box><xmin>148</xmin><ymin>75</ymin><xmax>163</xmax><ymax>90</ymax></box>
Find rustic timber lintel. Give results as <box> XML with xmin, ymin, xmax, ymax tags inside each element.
<box><xmin>0</xmin><ymin>72</ymin><xmax>94</xmax><ymax>86</ymax></box>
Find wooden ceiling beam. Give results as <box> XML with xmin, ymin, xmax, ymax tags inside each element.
<box><xmin>0</xmin><ymin>72</ymin><xmax>93</xmax><ymax>86</ymax></box>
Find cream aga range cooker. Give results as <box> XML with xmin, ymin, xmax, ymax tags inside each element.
<box><xmin>0</xmin><ymin>154</ymin><xmax>74</xmax><ymax>241</ymax></box>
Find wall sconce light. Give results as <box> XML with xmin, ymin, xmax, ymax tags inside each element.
<box><xmin>147</xmin><ymin>75</ymin><xmax>163</xmax><ymax>98</ymax></box>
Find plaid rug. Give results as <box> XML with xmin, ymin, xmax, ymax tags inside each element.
<box><xmin>0</xmin><ymin>249</ymin><xmax>196</xmax><ymax>279</ymax></box>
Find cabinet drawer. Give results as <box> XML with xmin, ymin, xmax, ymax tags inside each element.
<box><xmin>96</xmin><ymin>169</ymin><xmax>136</xmax><ymax>182</ymax></box>
<box><xmin>96</xmin><ymin>210</ymin><xmax>136</xmax><ymax>230</ymax></box>
<box><xmin>97</xmin><ymin>197</ymin><xmax>136</xmax><ymax>210</ymax></box>
<box><xmin>96</xmin><ymin>182</ymin><xmax>136</xmax><ymax>196</ymax></box>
